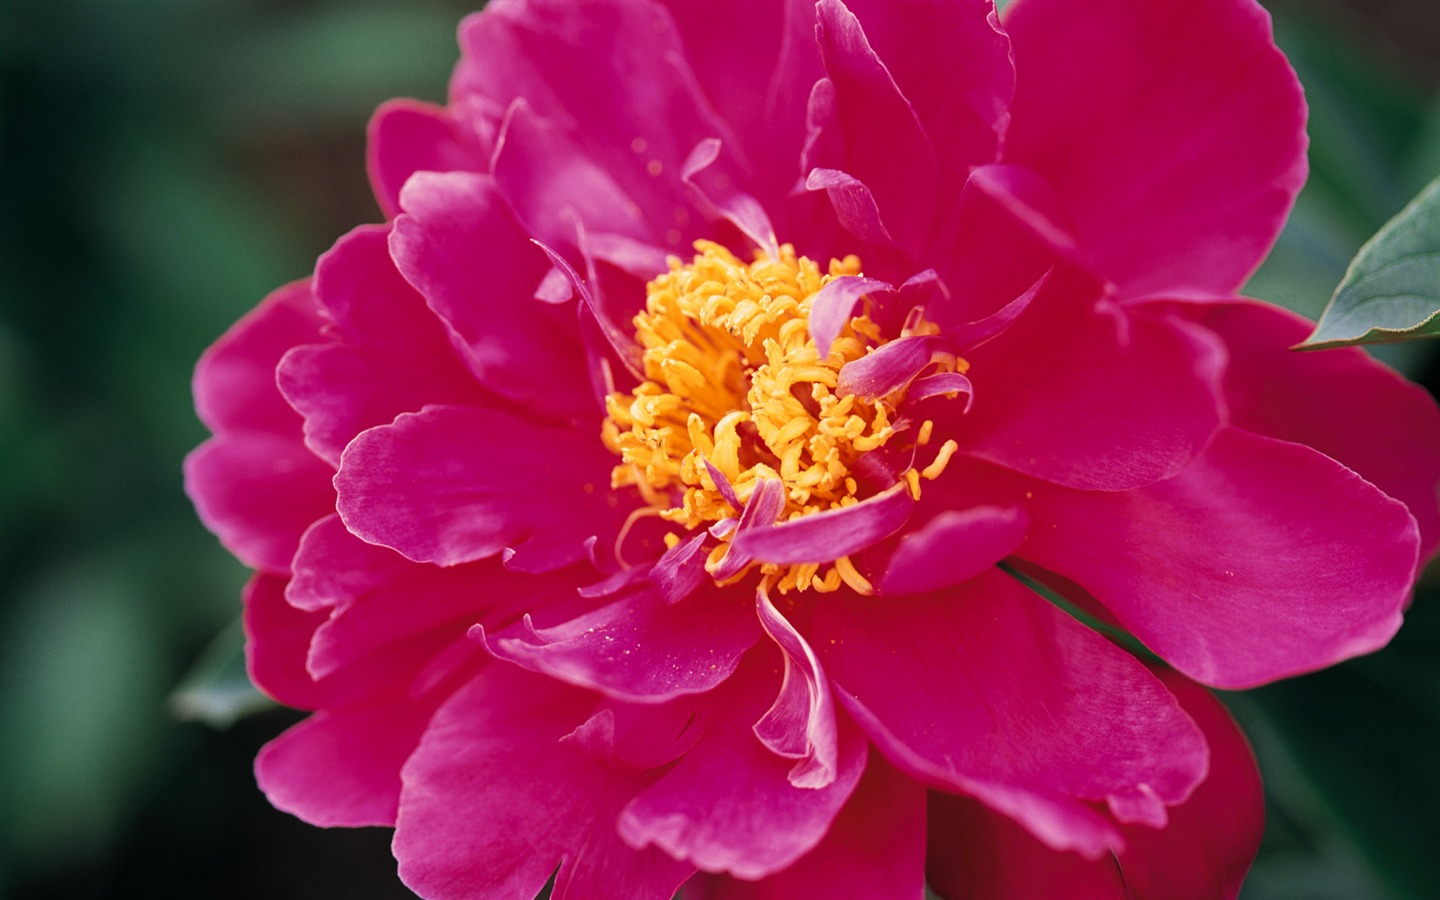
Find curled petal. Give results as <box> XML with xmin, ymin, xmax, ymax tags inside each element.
<box><xmin>878</xmin><ymin>505</ymin><xmax>1028</xmax><ymax>596</ymax></box>
<box><xmin>730</xmin><ymin>481</ymin><xmax>913</xmax><ymax>565</ymax></box>
<box><xmin>755</xmin><ymin>588</ymin><xmax>839</xmax><ymax>789</ymax></box>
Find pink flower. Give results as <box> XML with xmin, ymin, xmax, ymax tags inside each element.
<box><xmin>186</xmin><ymin>0</ymin><xmax>1440</xmax><ymax>896</ymax></box>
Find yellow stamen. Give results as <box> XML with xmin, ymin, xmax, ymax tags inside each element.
<box><xmin>601</xmin><ymin>240</ymin><xmax>963</xmax><ymax>594</ymax></box>
<box><xmin>921</xmin><ymin>439</ymin><xmax>960</xmax><ymax>481</ymax></box>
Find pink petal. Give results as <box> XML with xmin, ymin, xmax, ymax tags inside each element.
<box><xmin>1002</xmin><ymin>0</ymin><xmax>1307</xmax><ymax>299</ymax></box>
<box><xmin>367</xmin><ymin>98</ymin><xmax>493</xmax><ymax>220</ymax></box>
<box><xmin>649</xmin><ymin>530</ymin><xmax>711</xmax><ymax>604</ymax></box>
<box><xmin>185</xmin><ymin>282</ymin><xmax>336</xmax><ymax>572</ymax></box>
<box><xmin>242</xmin><ymin>572</ymin><xmax>332</xmax><ymax>710</ymax></box>
<box><xmin>808</xmin><ymin>0</ymin><xmax>938</xmax><ymax>254</ymax></box>
<box><xmin>730</xmin><ymin>481</ymin><xmax>913</xmax><ymax>565</ymax></box>
<box><xmin>453</xmin><ymin>0</ymin><xmax>738</xmax><ymax>251</ymax></box>
<box><xmin>813</xmin><ymin>568</ymin><xmax>1207</xmax><ymax>857</ymax></box>
<box><xmin>277</xmin><ymin>226</ymin><xmax>485</xmax><ymax>466</ymax></box>
<box><xmin>836</xmin><ymin>334</ymin><xmax>946</xmax><ymax>399</ymax></box>
<box><xmin>476</xmin><ymin>581</ymin><xmax>759</xmax><ymax>703</ymax></box>
<box><xmin>755</xmin><ymin>589</ymin><xmax>839</xmax><ymax>789</ymax></box>
<box><xmin>693</xmin><ymin>754</ymin><xmax>927</xmax><ymax>900</ymax></box>
<box><xmin>877</xmin><ymin>505</ymin><xmax>1029</xmax><ymax>597</ymax></box>
<box><xmin>809</xmin><ymin>274</ymin><xmax>895</xmax><ymax>357</ymax></box>
<box><xmin>390</xmin><ymin>171</ymin><xmax>593</xmax><ymax>418</ymax></box>
<box><xmin>287</xmin><ymin>514</ymin><xmax>411</xmax><ymax>613</ymax></box>
<box><xmin>709</xmin><ymin>479</ymin><xmax>787</xmax><ymax>581</ymax></box>
<box><xmin>1018</xmin><ymin>426</ymin><xmax>1418</xmax><ymax>689</ymax></box>
<box><xmin>186</xmin><ymin>434</ymin><xmax>336</xmax><ymax>573</ymax></box>
<box><xmin>335</xmin><ymin>404</ymin><xmax>628</xmax><ymax>570</ymax></box>
<box><xmin>255</xmin><ymin>681</ymin><xmax>456</xmax><ymax>828</ymax></box>
<box><xmin>394</xmin><ymin>666</ymin><xmax>695</xmax><ymax>900</ymax></box>
<box><xmin>1175</xmin><ymin>299</ymin><xmax>1440</xmax><ymax>561</ymax></box>
<box><xmin>1112</xmin><ymin>669</ymin><xmax>1264</xmax><ymax>899</ymax></box>
<box><xmin>681</xmin><ymin>138</ymin><xmax>778</xmax><ymax>256</ymax></box>
<box><xmin>954</xmin><ymin>285</ymin><xmax>1225</xmax><ymax>490</ymax></box>
<box><xmin>617</xmin><ymin>655</ymin><xmax>868</xmax><ymax>880</ymax></box>
<box><xmin>803</xmin><ymin>166</ymin><xmax>898</xmax><ymax>250</ymax></box>
<box><xmin>925</xmin><ymin>791</ymin><xmax>1125</xmax><ymax>899</ymax></box>
<box><xmin>491</xmin><ymin>98</ymin><xmax>656</xmax><ymax>250</ymax></box>
<box><xmin>924</xmin><ymin>669</ymin><xmax>1263</xmax><ymax>899</ymax></box>
<box><xmin>660</xmin><ymin>0</ymin><xmax>806</xmax><ymax>209</ymax></box>
<box><xmin>843</xmin><ymin>0</ymin><xmax>1013</xmax><ymax>181</ymax></box>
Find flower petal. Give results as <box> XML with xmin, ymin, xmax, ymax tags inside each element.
<box><xmin>1174</xmin><ymin>298</ymin><xmax>1440</xmax><ymax>560</ymax></box>
<box><xmin>277</xmin><ymin>226</ymin><xmax>485</xmax><ymax>466</ymax></box>
<box><xmin>691</xmin><ymin>754</ymin><xmax>926</xmax><ymax>900</ymax></box>
<box><xmin>807</xmin><ymin>0</ymin><xmax>938</xmax><ymax>255</ymax></box>
<box><xmin>185</xmin><ymin>282</ymin><xmax>335</xmax><ymax>572</ymax></box>
<box><xmin>367</xmin><ymin>98</ymin><xmax>493</xmax><ymax>220</ymax></box>
<box><xmin>755</xmin><ymin>589</ymin><xmax>839</xmax><ymax>789</ymax></box>
<box><xmin>390</xmin><ymin>171</ymin><xmax>593</xmax><ymax>418</ymax></box>
<box><xmin>394</xmin><ymin>666</ymin><xmax>695</xmax><ymax>900</ymax></box>
<box><xmin>954</xmin><ymin>285</ymin><xmax>1225</xmax><ymax>490</ymax></box>
<box><xmin>1018</xmin><ymin>426</ymin><xmax>1418</xmax><ymax>688</ymax></box>
<box><xmin>617</xmin><ymin>655</ymin><xmax>868</xmax><ymax>880</ymax></box>
<box><xmin>813</xmin><ymin>568</ymin><xmax>1207</xmax><ymax>857</ymax></box>
<box><xmin>476</xmin><ymin>581</ymin><xmax>759</xmax><ymax>703</ymax></box>
<box><xmin>730</xmin><ymin>481</ymin><xmax>913</xmax><ymax>566</ymax></box>
<box><xmin>1002</xmin><ymin>0</ymin><xmax>1307</xmax><ymax>298</ymax></box>
<box><xmin>877</xmin><ymin>505</ymin><xmax>1028</xmax><ymax>597</ymax></box>
<box><xmin>335</xmin><ymin>404</ymin><xmax>627</xmax><ymax>570</ymax></box>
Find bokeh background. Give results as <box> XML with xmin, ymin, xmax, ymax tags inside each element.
<box><xmin>1</xmin><ymin>1</ymin><xmax>1438</xmax><ymax>897</ymax></box>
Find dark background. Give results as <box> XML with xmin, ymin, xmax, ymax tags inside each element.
<box><xmin>1</xmin><ymin>1</ymin><xmax>1437</xmax><ymax>897</ymax></box>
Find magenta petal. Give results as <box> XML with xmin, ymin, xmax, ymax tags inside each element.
<box><xmin>1019</xmin><ymin>426</ymin><xmax>1418</xmax><ymax>688</ymax></box>
<box><xmin>255</xmin><ymin>686</ymin><xmax>450</xmax><ymax>828</ymax></box>
<box><xmin>878</xmin><ymin>505</ymin><xmax>1028</xmax><ymax>596</ymax></box>
<box><xmin>810</xmin><ymin>0</ymin><xmax>938</xmax><ymax>254</ymax></box>
<box><xmin>335</xmin><ymin>404</ymin><xmax>626</xmax><ymax>570</ymax></box>
<box><xmin>755</xmin><ymin>589</ymin><xmax>839</xmax><ymax>789</ymax></box>
<box><xmin>906</xmin><ymin>372</ymin><xmax>974</xmax><ymax>408</ymax></box>
<box><xmin>696</xmin><ymin>754</ymin><xmax>927</xmax><ymax>900</ymax></box>
<box><xmin>1003</xmin><ymin>0</ymin><xmax>1306</xmax><ymax>298</ymax></box>
<box><xmin>367</xmin><ymin>98</ymin><xmax>492</xmax><ymax>220</ymax></box>
<box><xmin>390</xmin><ymin>171</ymin><xmax>593</xmax><ymax>417</ymax></box>
<box><xmin>649</xmin><ymin>530</ymin><xmax>711</xmax><ymax>604</ymax></box>
<box><xmin>709</xmin><ymin>479</ymin><xmax>787</xmax><ymax>581</ymax></box>
<box><xmin>682</xmin><ymin>139</ymin><xmax>779</xmax><ymax>256</ymax></box>
<box><xmin>730</xmin><ymin>481</ymin><xmax>913</xmax><ymax>565</ymax></box>
<box><xmin>957</xmin><ymin>290</ymin><xmax>1224</xmax><ymax>490</ymax></box>
<box><xmin>803</xmin><ymin>166</ymin><xmax>898</xmax><ymax>250</ymax></box>
<box><xmin>186</xmin><ymin>284</ymin><xmax>338</xmax><ymax>571</ymax></box>
<box><xmin>394</xmin><ymin>666</ymin><xmax>695</xmax><ymax>900</ymax></box>
<box><xmin>1177</xmin><ymin>299</ymin><xmax>1440</xmax><ymax>560</ymax></box>
<box><xmin>243</xmin><ymin>572</ymin><xmax>330</xmax><ymax>711</ymax></box>
<box><xmin>287</xmin><ymin>513</ymin><xmax>412</xmax><ymax>613</ymax></box>
<box><xmin>277</xmin><ymin>226</ymin><xmax>485</xmax><ymax>466</ymax></box>
<box><xmin>836</xmin><ymin>334</ymin><xmax>945</xmax><ymax>399</ymax></box>
<box><xmin>617</xmin><ymin>658</ymin><xmax>868</xmax><ymax>879</ymax></box>
<box><xmin>814</xmin><ymin>569</ymin><xmax>1207</xmax><ymax>857</ymax></box>
<box><xmin>478</xmin><ymin>581</ymin><xmax>759</xmax><ymax>703</ymax></box>
<box><xmin>809</xmin><ymin>275</ymin><xmax>895</xmax><ymax>356</ymax></box>
<box><xmin>492</xmin><ymin>98</ymin><xmax>656</xmax><ymax>250</ymax></box>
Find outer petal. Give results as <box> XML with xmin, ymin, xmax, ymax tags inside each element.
<box><xmin>925</xmin><ymin>670</ymin><xmax>1263</xmax><ymax>900</ymax></box>
<box><xmin>617</xmin><ymin>654</ymin><xmax>868</xmax><ymax>880</ymax></box>
<box><xmin>1019</xmin><ymin>427</ymin><xmax>1418</xmax><ymax>688</ymax></box>
<box><xmin>1173</xmin><ymin>299</ymin><xmax>1440</xmax><ymax>560</ymax></box>
<box><xmin>335</xmin><ymin>404</ymin><xmax>630</xmax><ymax>571</ymax></box>
<box><xmin>390</xmin><ymin>171</ymin><xmax>592</xmax><ymax>419</ymax></box>
<box><xmin>367</xmin><ymin>98</ymin><xmax>494</xmax><ymax>220</ymax></box>
<box><xmin>277</xmin><ymin>225</ymin><xmax>485</xmax><ymax>467</ymax></box>
<box><xmin>691</xmin><ymin>754</ymin><xmax>926</xmax><ymax>900</ymax></box>
<box><xmin>953</xmin><ymin>283</ymin><xmax>1224</xmax><ymax>491</ymax></box>
<box><xmin>813</xmin><ymin>569</ymin><xmax>1207</xmax><ymax>857</ymax></box>
<box><xmin>453</xmin><ymin>0</ymin><xmax>738</xmax><ymax>252</ymax></box>
<box><xmin>185</xmin><ymin>283</ymin><xmax>335</xmax><ymax>572</ymax></box>
<box><xmin>1002</xmin><ymin>0</ymin><xmax>1307</xmax><ymax>298</ymax></box>
<box><xmin>394</xmin><ymin>667</ymin><xmax>695</xmax><ymax>900</ymax></box>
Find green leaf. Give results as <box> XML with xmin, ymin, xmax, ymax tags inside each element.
<box><xmin>1301</xmin><ymin>174</ymin><xmax>1440</xmax><ymax>349</ymax></box>
<box><xmin>168</xmin><ymin>617</ymin><xmax>274</xmax><ymax>729</ymax></box>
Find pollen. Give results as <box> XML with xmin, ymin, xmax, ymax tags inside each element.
<box><xmin>602</xmin><ymin>241</ymin><xmax>940</xmax><ymax>594</ymax></box>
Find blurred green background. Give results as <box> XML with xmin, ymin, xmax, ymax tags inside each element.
<box><xmin>0</xmin><ymin>1</ymin><xmax>1437</xmax><ymax>898</ymax></box>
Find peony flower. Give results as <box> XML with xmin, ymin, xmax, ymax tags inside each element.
<box><xmin>186</xmin><ymin>0</ymin><xmax>1440</xmax><ymax>896</ymax></box>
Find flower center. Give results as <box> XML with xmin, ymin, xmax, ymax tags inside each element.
<box><xmin>602</xmin><ymin>241</ymin><xmax>960</xmax><ymax>594</ymax></box>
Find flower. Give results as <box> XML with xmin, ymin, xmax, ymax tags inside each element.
<box><xmin>186</xmin><ymin>0</ymin><xmax>1440</xmax><ymax>896</ymax></box>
